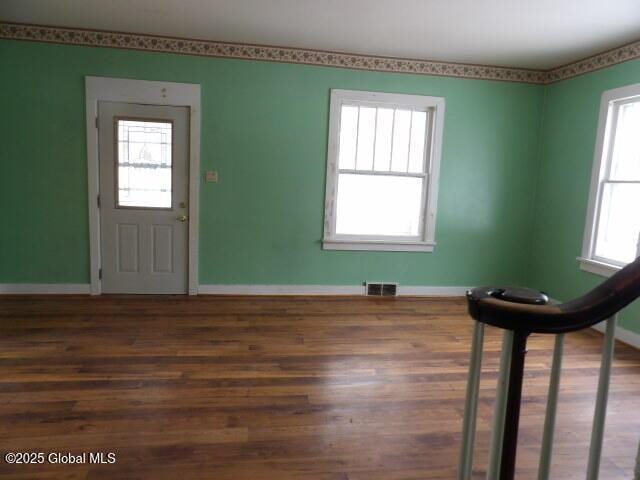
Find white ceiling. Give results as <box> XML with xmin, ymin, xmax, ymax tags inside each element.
<box><xmin>2</xmin><ymin>0</ymin><xmax>639</xmax><ymax>69</ymax></box>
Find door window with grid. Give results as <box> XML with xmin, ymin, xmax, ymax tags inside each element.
<box><xmin>581</xmin><ymin>84</ymin><xmax>640</xmax><ymax>274</ymax></box>
<box><xmin>323</xmin><ymin>90</ymin><xmax>445</xmax><ymax>251</ymax></box>
<box><xmin>116</xmin><ymin>119</ymin><xmax>173</xmax><ymax>209</ymax></box>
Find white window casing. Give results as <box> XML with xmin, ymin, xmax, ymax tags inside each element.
<box><xmin>323</xmin><ymin>89</ymin><xmax>445</xmax><ymax>252</ymax></box>
<box><xmin>579</xmin><ymin>83</ymin><xmax>640</xmax><ymax>277</ymax></box>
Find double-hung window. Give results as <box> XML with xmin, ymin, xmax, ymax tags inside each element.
<box><xmin>580</xmin><ymin>83</ymin><xmax>640</xmax><ymax>276</ymax></box>
<box><xmin>323</xmin><ymin>89</ymin><xmax>445</xmax><ymax>251</ymax></box>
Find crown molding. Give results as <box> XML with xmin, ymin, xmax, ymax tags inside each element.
<box><xmin>1</xmin><ymin>22</ymin><xmax>639</xmax><ymax>84</ymax></box>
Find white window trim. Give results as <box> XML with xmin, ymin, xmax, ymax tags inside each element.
<box><xmin>85</xmin><ymin>76</ymin><xmax>201</xmax><ymax>295</ymax></box>
<box><xmin>579</xmin><ymin>82</ymin><xmax>640</xmax><ymax>277</ymax></box>
<box><xmin>322</xmin><ymin>89</ymin><xmax>445</xmax><ymax>252</ymax></box>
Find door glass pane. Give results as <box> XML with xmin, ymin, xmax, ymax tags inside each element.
<box><xmin>594</xmin><ymin>182</ymin><xmax>640</xmax><ymax>264</ymax></box>
<box><xmin>335</xmin><ymin>173</ymin><xmax>423</xmax><ymax>236</ymax></box>
<box><xmin>117</xmin><ymin>119</ymin><xmax>172</xmax><ymax>208</ymax></box>
<box><xmin>610</xmin><ymin>100</ymin><xmax>640</xmax><ymax>181</ymax></box>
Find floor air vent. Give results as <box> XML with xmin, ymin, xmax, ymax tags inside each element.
<box><xmin>365</xmin><ymin>282</ymin><xmax>398</xmax><ymax>297</ymax></box>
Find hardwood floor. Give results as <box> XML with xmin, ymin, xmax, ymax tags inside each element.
<box><xmin>0</xmin><ymin>295</ymin><xmax>638</xmax><ymax>479</ymax></box>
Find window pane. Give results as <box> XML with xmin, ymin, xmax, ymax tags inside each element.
<box><xmin>594</xmin><ymin>182</ymin><xmax>640</xmax><ymax>264</ymax></box>
<box><xmin>610</xmin><ymin>101</ymin><xmax>640</xmax><ymax>181</ymax></box>
<box><xmin>355</xmin><ymin>107</ymin><xmax>376</xmax><ymax>170</ymax></box>
<box><xmin>408</xmin><ymin>111</ymin><xmax>427</xmax><ymax>173</ymax></box>
<box><xmin>117</xmin><ymin>120</ymin><xmax>172</xmax><ymax>209</ymax></box>
<box><xmin>373</xmin><ymin>108</ymin><xmax>394</xmax><ymax>171</ymax></box>
<box><xmin>338</xmin><ymin>106</ymin><xmax>358</xmax><ymax>169</ymax></box>
<box><xmin>391</xmin><ymin>110</ymin><xmax>411</xmax><ymax>172</ymax></box>
<box><xmin>335</xmin><ymin>174</ymin><xmax>423</xmax><ymax>236</ymax></box>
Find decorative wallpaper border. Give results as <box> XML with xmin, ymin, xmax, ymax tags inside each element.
<box><xmin>546</xmin><ymin>39</ymin><xmax>640</xmax><ymax>83</ymax></box>
<box><xmin>1</xmin><ymin>22</ymin><xmax>639</xmax><ymax>84</ymax></box>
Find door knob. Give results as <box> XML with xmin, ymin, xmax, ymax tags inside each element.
<box><xmin>177</xmin><ymin>214</ymin><xmax>189</xmax><ymax>222</ymax></box>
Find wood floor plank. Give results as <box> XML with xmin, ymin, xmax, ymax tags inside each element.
<box><xmin>0</xmin><ymin>295</ymin><xmax>638</xmax><ymax>479</ymax></box>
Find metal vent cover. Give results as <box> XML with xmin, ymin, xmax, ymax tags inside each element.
<box><xmin>365</xmin><ymin>282</ymin><xmax>398</xmax><ymax>296</ymax></box>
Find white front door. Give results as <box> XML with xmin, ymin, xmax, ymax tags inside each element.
<box><xmin>98</xmin><ymin>102</ymin><xmax>189</xmax><ymax>294</ymax></box>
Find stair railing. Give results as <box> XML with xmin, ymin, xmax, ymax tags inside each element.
<box><xmin>457</xmin><ymin>255</ymin><xmax>640</xmax><ymax>480</ymax></box>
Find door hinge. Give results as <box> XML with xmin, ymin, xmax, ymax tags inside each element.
<box><xmin>97</xmin><ymin>195</ymin><xmax>101</xmax><ymax>208</ymax></box>
<box><xmin>95</xmin><ymin>116</ymin><xmax>99</xmax><ymax>129</ymax></box>
<box><xmin>98</xmin><ymin>268</ymin><xmax>102</xmax><ymax>279</ymax></box>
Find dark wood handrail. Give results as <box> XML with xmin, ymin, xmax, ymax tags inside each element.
<box><xmin>466</xmin><ymin>256</ymin><xmax>640</xmax><ymax>334</ymax></box>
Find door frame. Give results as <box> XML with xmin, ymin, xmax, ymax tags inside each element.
<box><xmin>85</xmin><ymin>76</ymin><xmax>201</xmax><ymax>295</ymax></box>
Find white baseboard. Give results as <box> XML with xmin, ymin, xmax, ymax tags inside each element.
<box><xmin>0</xmin><ymin>283</ymin><xmax>470</xmax><ymax>298</ymax></box>
<box><xmin>397</xmin><ymin>286</ymin><xmax>470</xmax><ymax>296</ymax></box>
<box><xmin>198</xmin><ymin>284</ymin><xmax>363</xmax><ymax>295</ymax></box>
<box><xmin>592</xmin><ymin>323</ymin><xmax>640</xmax><ymax>350</ymax></box>
<box><xmin>198</xmin><ymin>284</ymin><xmax>470</xmax><ymax>296</ymax></box>
<box><xmin>0</xmin><ymin>284</ymin><xmax>91</xmax><ymax>294</ymax></box>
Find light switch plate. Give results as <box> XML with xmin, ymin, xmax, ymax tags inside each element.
<box><xmin>205</xmin><ymin>170</ymin><xmax>218</xmax><ymax>183</ymax></box>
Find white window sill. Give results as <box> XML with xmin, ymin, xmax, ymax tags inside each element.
<box><xmin>577</xmin><ymin>257</ymin><xmax>622</xmax><ymax>278</ymax></box>
<box><xmin>323</xmin><ymin>239</ymin><xmax>435</xmax><ymax>252</ymax></box>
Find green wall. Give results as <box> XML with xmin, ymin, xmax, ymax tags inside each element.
<box><xmin>529</xmin><ymin>59</ymin><xmax>640</xmax><ymax>334</ymax></box>
<box><xmin>1</xmin><ymin>39</ymin><xmax>638</xmax><ymax>334</ymax></box>
<box><xmin>0</xmin><ymin>39</ymin><xmax>544</xmax><ymax>287</ymax></box>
